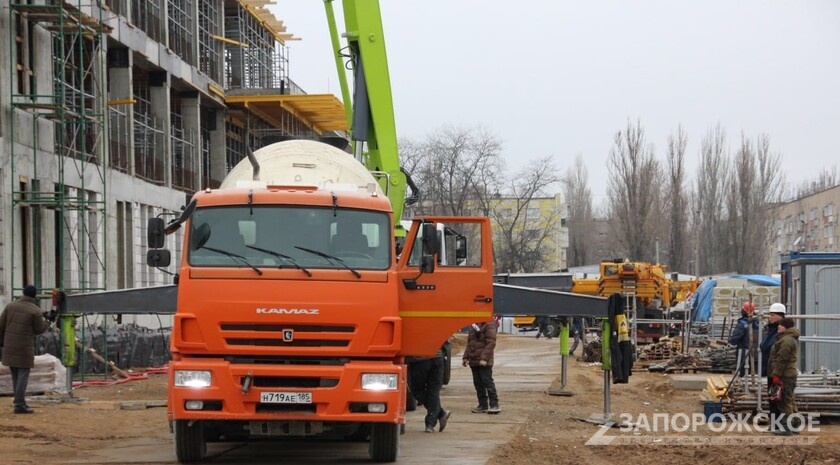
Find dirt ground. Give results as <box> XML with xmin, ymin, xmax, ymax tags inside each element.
<box><xmin>1</xmin><ymin>333</ymin><xmax>838</xmax><ymax>464</ymax></box>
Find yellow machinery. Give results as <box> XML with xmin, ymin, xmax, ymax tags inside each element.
<box><xmin>513</xmin><ymin>260</ymin><xmax>700</xmax><ymax>340</ymax></box>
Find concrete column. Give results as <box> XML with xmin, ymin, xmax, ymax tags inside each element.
<box><xmin>108</xmin><ymin>66</ymin><xmax>133</xmax><ymax>174</ymax></box>
<box><xmin>209</xmin><ymin>110</ymin><xmax>226</xmax><ymax>188</ymax></box>
<box><xmin>149</xmin><ymin>72</ymin><xmax>171</xmax><ymax>187</ymax></box>
<box><xmin>181</xmin><ymin>95</ymin><xmax>200</xmax><ymax>191</ymax></box>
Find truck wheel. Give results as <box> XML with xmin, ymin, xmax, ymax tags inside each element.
<box><xmin>547</xmin><ymin>321</ymin><xmax>559</xmax><ymax>338</ymax></box>
<box><xmin>406</xmin><ymin>387</ymin><xmax>417</xmax><ymax>412</ymax></box>
<box><xmin>369</xmin><ymin>422</ymin><xmax>399</xmax><ymax>462</ymax></box>
<box><xmin>174</xmin><ymin>420</ymin><xmax>206</xmax><ymax>463</ymax></box>
<box><xmin>345</xmin><ymin>422</ymin><xmax>371</xmax><ymax>441</ymax></box>
<box><xmin>442</xmin><ymin>342</ymin><xmax>452</xmax><ymax>386</ymax></box>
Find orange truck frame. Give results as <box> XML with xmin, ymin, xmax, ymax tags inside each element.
<box><xmin>145</xmin><ymin>163</ymin><xmax>494</xmax><ymax>462</ymax></box>
<box><xmin>59</xmin><ymin>144</ymin><xmax>495</xmax><ymax>465</ymax></box>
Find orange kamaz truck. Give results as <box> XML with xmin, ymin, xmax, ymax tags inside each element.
<box><xmin>146</xmin><ymin>140</ymin><xmax>493</xmax><ymax>462</ymax></box>
<box><xmin>143</xmin><ymin>1</ymin><xmax>495</xmax><ymax>462</ymax></box>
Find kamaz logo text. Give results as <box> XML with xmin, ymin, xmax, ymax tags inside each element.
<box><xmin>256</xmin><ymin>308</ymin><xmax>320</xmax><ymax>315</ymax></box>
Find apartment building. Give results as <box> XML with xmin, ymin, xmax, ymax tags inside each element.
<box><xmin>768</xmin><ymin>185</ymin><xmax>840</xmax><ymax>272</ymax></box>
<box><xmin>0</xmin><ymin>1</ymin><xmax>346</xmax><ymax>309</ymax></box>
<box><xmin>487</xmin><ymin>193</ymin><xmax>569</xmax><ymax>272</ymax></box>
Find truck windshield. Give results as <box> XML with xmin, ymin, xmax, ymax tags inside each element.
<box><xmin>187</xmin><ymin>205</ymin><xmax>391</xmax><ymax>271</ymax></box>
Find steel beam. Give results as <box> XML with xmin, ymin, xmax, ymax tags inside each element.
<box><xmin>493</xmin><ymin>283</ymin><xmax>607</xmax><ymax>317</ymax></box>
<box><xmin>65</xmin><ymin>285</ymin><xmax>177</xmax><ymax>315</ymax></box>
<box><xmin>493</xmin><ymin>272</ymin><xmax>574</xmax><ymax>292</ymax></box>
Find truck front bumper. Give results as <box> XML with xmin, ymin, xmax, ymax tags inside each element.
<box><xmin>167</xmin><ymin>359</ymin><xmax>406</xmax><ymax>424</ymax></box>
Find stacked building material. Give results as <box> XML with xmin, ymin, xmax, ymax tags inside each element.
<box><xmin>637</xmin><ymin>339</ymin><xmax>679</xmax><ymax>362</ymax></box>
<box><xmin>705</xmin><ymin>345</ymin><xmax>739</xmax><ymax>373</ymax></box>
<box><xmin>721</xmin><ymin>372</ymin><xmax>840</xmax><ymax>416</ymax></box>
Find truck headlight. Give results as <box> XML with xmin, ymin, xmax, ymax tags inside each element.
<box><xmin>361</xmin><ymin>374</ymin><xmax>398</xmax><ymax>391</ymax></box>
<box><xmin>174</xmin><ymin>370</ymin><xmax>212</xmax><ymax>388</ymax></box>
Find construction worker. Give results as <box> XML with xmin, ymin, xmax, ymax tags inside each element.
<box><xmin>569</xmin><ymin>318</ymin><xmax>586</xmax><ymax>356</ymax></box>
<box><xmin>535</xmin><ymin>316</ymin><xmax>551</xmax><ymax>339</ymax></box>
<box><xmin>768</xmin><ymin>317</ymin><xmax>800</xmax><ymax>435</ymax></box>
<box><xmin>462</xmin><ymin>321</ymin><xmax>500</xmax><ymax>414</ymax></box>
<box><xmin>729</xmin><ymin>301</ymin><xmax>758</xmax><ymax>376</ymax></box>
<box><xmin>760</xmin><ymin>303</ymin><xmax>787</xmax><ymax>376</ymax></box>
<box><xmin>406</xmin><ymin>340</ymin><xmax>451</xmax><ymax>433</ymax></box>
<box><xmin>0</xmin><ymin>285</ymin><xmax>50</xmax><ymax>414</ymax></box>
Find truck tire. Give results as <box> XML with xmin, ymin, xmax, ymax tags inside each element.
<box><xmin>442</xmin><ymin>342</ymin><xmax>452</xmax><ymax>386</ymax></box>
<box><xmin>174</xmin><ymin>420</ymin><xmax>206</xmax><ymax>463</ymax></box>
<box><xmin>406</xmin><ymin>387</ymin><xmax>417</xmax><ymax>412</ymax></box>
<box><xmin>369</xmin><ymin>422</ymin><xmax>399</xmax><ymax>462</ymax></box>
<box><xmin>345</xmin><ymin>422</ymin><xmax>371</xmax><ymax>441</ymax></box>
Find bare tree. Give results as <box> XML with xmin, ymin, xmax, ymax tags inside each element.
<box><xmin>562</xmin><ymin>155</ymin><xmax>594</xmax><ymax>267</ymax></box>
<box><xmin>665</xmin><ymin>125</ymin><xmax>689</xmax><ymax>272</ymax></box>
<box><xmin>491</xmin><ymin>156</ymin><xmax>562</xmax><ymax>273</ymax></box>
<box><xmin>406</xmin><ymin>125</ymin><xmax>505</xmax><ymax>217</ymax></box>
<box><xmin>724</xmin><ymin>134</ymin><xmax>758</xmax><ymax>273</ymax></box>
<box><xmin>695</xmin><ymin>124</ymin><xmax>729</xmax><ymax>275</ymax></box>
<box><xmin>793</xmin><ymin>166</ymin><xmax>839</xmax><ymax>199</ymax></box>
<box><xmin>606</xmin><ymin>119</ymin><xmax>662</xmax><ymax>261</ymax></box>
<box><xmin>397</xmin><ymin>137</ymin><xmax>426</xmax><ymax>217</ymax></box>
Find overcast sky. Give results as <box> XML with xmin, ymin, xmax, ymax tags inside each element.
<box><xmin>270</xmin><ymin>1</ymin><xmax>840</xmax><ymax>205</ymax></box>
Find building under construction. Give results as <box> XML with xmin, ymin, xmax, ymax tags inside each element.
<box><xmin>0</xmin><ymin>1</ymin><xmax>347</xmax><ymax>314</ymax></box>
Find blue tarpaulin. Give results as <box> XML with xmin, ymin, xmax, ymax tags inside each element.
<box><xmin>690</xmin><ymin>275</ymin><xmax>780</xmax><ymax>322</ymax></box>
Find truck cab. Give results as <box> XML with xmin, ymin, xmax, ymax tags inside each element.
<box><xmin>149</xmin><ymin>141</ymin><xmax>494</xmax><ymax>463</ymax></box>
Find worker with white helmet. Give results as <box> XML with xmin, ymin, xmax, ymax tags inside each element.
<box><xmin>760</xmin><ymin>302</ymin><xmax>787</xmax><ymax>376</ymax></box>
<box><xmin>760</xmin><ymin>302</ymin><xmax>787</xmax><ymax>433</ymax></box>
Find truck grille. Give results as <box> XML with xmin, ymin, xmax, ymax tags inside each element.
<box><xmin>250</xmin><ymin>376</ymin><xmax>339</xmax><ymax>388</ymax></box>
<box><xmin>221</xmin><ymin>323</ymin><xmax>354</xmax><ymax>348</ymax></box>
<box><xmin>227</xmin><ymin>339</ymin><xmax>349</xmax><ymax>347</ymax></box>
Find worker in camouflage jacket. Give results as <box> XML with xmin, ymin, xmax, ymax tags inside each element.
<box><xmin>768</xmin><ymin>317</ymin><xmax>800</xmax><ymax>435</ymax></box>
<box><xmin>462</xmin><ymin>321</ymin><xmax>500</xmax><ymax>414</ymax></box>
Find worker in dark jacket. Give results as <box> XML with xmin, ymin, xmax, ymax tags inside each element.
<box><xmin>462</xmin><ymin>321</ymin><xmax>500</xmax><ymax>414</ymax></box>
<box><xmin>535</xmin><ymin>316</ymin><xmax>551</xmax><ymax>339</ymax></box>
<box><xmin>729</xmin><ymin>302</ymin><xmax>758</xmax><ymax>376</ymax></box>
<box><xmin>569</xmin><ymin>318</ymin><xmax>585</xmax><ymax>356</ymax></box>
<box><xmin>760</xmin><ymin>303</ymin><xmax>786</xmax><ymax>377</ymax></box>
<box><xmin>0</xmin><ymin>285</ymin><xmax>49</xmax><ymax>414</ymax></box>
<box><xmin>406</xmin><ymin>340</ymin><xmax>451</xmax><ymax>433</ymax></box>
<box><xmin>768</xmin><ymin>317</ymin><xmax>800</xmax><ymax>435</ymax></box>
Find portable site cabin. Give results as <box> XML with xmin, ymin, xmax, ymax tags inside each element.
<box><xmin>780</xmin><ymin>252</ymin><xmax>840</xmax><ymax>373</ymax></box>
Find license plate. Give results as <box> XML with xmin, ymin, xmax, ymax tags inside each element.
<box><xmin>260</xmin><ymin>391</ymin><xmax>312</xmax><ymax>404</ymax></box>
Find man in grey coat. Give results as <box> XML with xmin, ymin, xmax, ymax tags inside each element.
<box><xmin>0</xmin><ymin>285</ymin><xmax>49</xmax><ymax>414</ymax></box>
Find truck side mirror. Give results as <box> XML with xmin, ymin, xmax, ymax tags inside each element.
<box><xmin>421</xmin><ymin>223</ymin><xmax>439</xmax><ymax>256</ymax></box>
<box><xmin>418</xmin><ymin>223</ymin><xmax>439</xmax><ymax>273</ymax></box>
<box><xmin>420</xmin><ymin>254</ymin><xmax>435</xmax><ymax>274</ymax></box>
<box><xmin>148</xmin><ymin>218</ymin><xmax>166</xmax><ymax>248</ymax></box>
<box><xmin>147</xmin><ymin>249</ymin><xmax>171</xmax><ymax>267</ymax></box>
<box><xmin>455</xmin><ymin>235</ymin><xmax>467</xmax><ymax>264</ymax></box>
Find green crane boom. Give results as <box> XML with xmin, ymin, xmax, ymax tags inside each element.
<box><xmin>324</xmin><ymin>0</ymin><xmax>410</xmax><ymax>237</ymax></box>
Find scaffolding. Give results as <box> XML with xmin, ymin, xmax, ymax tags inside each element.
<box><xmin>224</xmin><ymin>0</ymin><xmax>290</xmax><ymax>90</ymax></box>
<box><xmin>8</xmin><ymin>1</ymin><xmax>109</xmax><ymax>295</ymax></box>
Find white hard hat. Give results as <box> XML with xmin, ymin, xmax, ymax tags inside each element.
<box><xmin>768</xmin><ymin>302</ymin><xmax>786</xmax><ymax>315</ymax></box>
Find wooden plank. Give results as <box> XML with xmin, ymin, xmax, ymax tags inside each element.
<box><xmin>75</xmin><ymin>339</ymin><xmax>130</xmax><ymax>379</ymax></box>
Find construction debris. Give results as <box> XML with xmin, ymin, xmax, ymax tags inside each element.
<box><xmin>636</xmin><ymin>339</ymin><xmax>680</xmax><ymax>361</ymax></box>
<box><xmin>648</xmin><ymin>353</ymin><xmax>711</xmax><ymax>373</ymax></box>
<box><xmin>704</xmin><ymin>345</ymin><xmax>739</xmax><ymax>373</ymax></box>
<box><xmin>581</xmin><ymin>339</ymin><xmax>602</xmax><ymax>363</ymax></box>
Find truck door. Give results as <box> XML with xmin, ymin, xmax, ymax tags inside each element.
<box><xmin>396</xmin><ymin>217</ymin><xmax>494</xmax><ymax>356</ymax></box>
